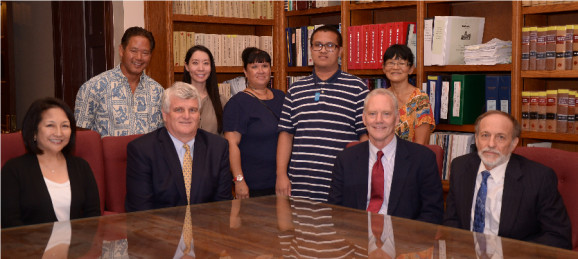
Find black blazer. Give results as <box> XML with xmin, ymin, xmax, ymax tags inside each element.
<box><xmin>443</xmin><ymin>152</ymin><xmax>572</xmax><ymax>249</ymax></box>
<box><xmin>125</xmin><ymin>127</ymin><xmax>233</xmax><ymax>212</ymax></box>
<box><xmin>1</xmin><ymin>153</ymin><xmax>101</xmax><ymax>228</ymax></box>
<box><xmin>328</xmin><ymin>137</ymin><xmax>444</xmax><ymax>225</ymax></box>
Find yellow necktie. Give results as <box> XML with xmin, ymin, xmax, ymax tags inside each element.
<box><xmin>182</xmin><ymin>144</ymin><xmax>193</xmax><ymax>254</ymax></box>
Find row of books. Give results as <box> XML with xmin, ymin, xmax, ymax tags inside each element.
<box><xmin>423</xmin><ymin>74</ymin><xmax>511</xmax><ymax>126</ymax></box>
<box><xmin>429</xmin><ymin>132</ymin><xmax>475</xmax><ymax>180</ymax></box>
<box><xmin>521</xmin><ymin>89</ymin><xmax>578</xmax><ymax>134</ymax></box>
<box><xmin>424</xmin><ymin>16</ymin><xmax>486</xmax><ymax>66</ymax></box>
<box><xmin>172</xmin><ymin>32</ymin><xmax>273</xmax><ymax>67</ymax></box>
<box><xmin>286</xmin><ymin>25</ymin><xmax>326</xmax><ymax>67</ymax></box>
<box><xmin>347</xmin><ymin>22</ymin><xmax>417</xmax><ymax>70</ymax></box>
<box><xmin>284</xmin><ymin>0</ymin><xmax>340</xmax><ymax>11</ymax></box>
<box><xmin>172</xmin><ymin>1</ymin><xmax>274</xmax><ymax>20</ymax></box>
<box><xmin>521</xmin><ymin>25</ymin><xmax>577</xmax><ymax>71</ymax></box>
<box><xmin>522</xmin><ymin>0</ymin><xmax>575</xmax><ymax>6</ymax></box>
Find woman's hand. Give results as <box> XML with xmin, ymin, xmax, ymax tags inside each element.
<box><xmin>234</xmin><ymin>181</ymin><xmax>250</xmax><ymax>199</ymax></box>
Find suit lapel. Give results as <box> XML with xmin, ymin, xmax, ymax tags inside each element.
<box><xmin>159</xmin><ymin>128</ymin><xmax>188</xmax><ymax>202</ymax></box>
<box><xmin>388</xmin><ymin>138</ymin><xmax>409</xmax><ymax>214</ymax></box>
<box><xmin>190</xmin><ymin>130</ymin><xmax>208</xmax><ymax>202</ymax></box>
<box><xmin>498</xmin><ymin>155</ymin><xmax>524</xmax><ymax>237</ymax></box>
<box><xmin>355</xmin><ymin>141</ymin><xmax>370</xmax><ymax>209</ymax></box>
<box><xmin>460</xmin><ymin>154</ymin><xmax>480</xmax><ymax>229</ymax></box>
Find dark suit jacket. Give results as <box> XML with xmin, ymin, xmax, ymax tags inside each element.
<box><xmin>443</xmin><ymin>152</ymin><xmax>572</xmax><ymax>249</ymax></box>
<box><xmin>125</xmin><ymin>127</ymin><xmax>233</xmax><ymax>212</ymax></box>
<box><xmin>1</xmin><ymin>153</ymin><xmax>101</xmax><ymax>228</ymax></box>
<box><xmin>328</xmin><ymin>137</ymin><xmax>444</xmax><ymax>225</ymax></box>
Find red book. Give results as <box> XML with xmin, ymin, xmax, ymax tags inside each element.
<box><xmin>369</xmin><ymin>24</ymin><xmax>380</xmax><ymax>69</ymax></box>
<box><xmin>361</xmin><ymin>25</ymin><xmax>369</xmax><ymax>69</ymax></box>
<box><xmin>348</xmin><ymin>25</ymin><xmax>358</xmax><ymax>70</ymax></box>
<box><xmin>378</xmin><ymin>23</ymin><xmax>389</xmax><ymax>68</ymax></box>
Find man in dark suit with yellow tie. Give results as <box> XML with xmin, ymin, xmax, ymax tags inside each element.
<box><xmin>125</xmin><ymin>82</ymin><xmax>232</xmax><ymax>212</ymax></box>
<box><xmin>328</xmin><ymin>88</ymin><xmax>443</xmax><ymax>225</ymax></box>
<box><xmin>443</xmin><ymin>110</ymin><xmax>571</xmax><ymax>249</ymax></box>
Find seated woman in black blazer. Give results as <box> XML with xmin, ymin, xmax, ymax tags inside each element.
<box><xmin>1</xmin><ymin>97</ymin><xmax>100</xmax><ymax>228</ymax></box>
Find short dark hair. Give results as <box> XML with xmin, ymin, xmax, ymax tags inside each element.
<box><xmin>182</xmin><ymin>45</ymin><xmax>223</xmax><ymax>133</ymax></box>
<box><xmin>21</xmin><ymin>97</ymin><xmax>76</xmax><ymax>155</ymax></box>
<box><xmin>121</xmin><ymin>26</ymin><xmax>155</xmax><ymax>51</ymax></box>
<box><xmin>310</xmin><ymin>25</ymin><xmax>342</xmax><ymax>47</ymax></box>
<box><xmin>241</xmin><ymin>47</ymin><xmax>272</xmax><ymax>69</ymax></box>
<box><xmin>382</xmin><ymin>44</ymin><xmax>414</xmax><ymax>67</ymax></box>
<box><xmin>474</xmin><ymin>110</ymin><xmax>521</xmax><ymax>139</ymax></box>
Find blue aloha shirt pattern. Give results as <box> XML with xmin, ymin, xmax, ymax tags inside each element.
<box><xmin>74</xmin><ymin>65</ymin><xmax>164</xmax><ymax>137</ymax></box>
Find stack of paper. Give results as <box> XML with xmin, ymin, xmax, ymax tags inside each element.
<box><xmin>464</xmin><ymin>38</ymin><xmax>512</xmax><ymax>65</ymax></box>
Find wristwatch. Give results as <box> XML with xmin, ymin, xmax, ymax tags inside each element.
<box><xmin>233</xmin><ymin>175</ymin><xmax>244</xmax><ymax>182</ymax></box>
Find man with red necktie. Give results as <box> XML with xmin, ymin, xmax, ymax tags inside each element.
<box><xmin>328</xmin><ymin>88</ymin><xmax>443</xmax><ymax>225</ymax></box>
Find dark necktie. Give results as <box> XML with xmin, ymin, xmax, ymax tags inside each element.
<box><xmin>367</xmin><ymin>151</ymin><xmax>384</xmax><ymax>213</ymax></box>
<box><xmin>473</xmin><ymin>170</ymin><xmax>491</xmax><ymax>233</ymax></box>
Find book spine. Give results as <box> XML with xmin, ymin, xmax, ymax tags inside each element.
<box><xmin>565</xmin><ymin>25</ymin><xmax>574</xmax><ymax>70</ymax></box>
<box><xmin>521</xmin><ymin>91</ymin><xmax>531</xmax><ymax>131</ymax></box>
<box><xmin>546</xmin><ymin>26</ymin><xmax>557</xmax><ymax>70</ymax></box>
<box><xmin>529</xmin><ymin>92</ymin><xmax>539</xmax><ymax>131</ymax></box>
<box><xmin>557</xmin><ymin>89</ymin><xmax>569</xmax><ymax>133</ymax></box>
<box><xmin>498</xmin><ymin>75</ymin><xmax>511</xmax><ymax>114</ymax></box>
<box><xmin>521</xmin><ymin>27</ymin><xmax>530</xmax><ymax>70</ymax></box>
<box><xmin>546</xmin><ymin>90</ymin><xmax>558</xmax><ymax>133</ymax></box>
<box><xmin>556</xmin><ymin>26</ymin><xmax>566</xmax><ymax>70</ymax></box>
<box><xmin>529</xmin><ymin>27</ymin><xmax>538</xmax><ymax>70</ymax></box>
<box><xmin>574</xmin><ymin>24</ymin><xmax>578</xmax><ymax>70</ymax></box>
<box><xmin>538</xmin><ymin>91</ymin><xmax>547</xmax><ymax>132</ymax></box>
<box><xmin>568</xmin><ymin>90</ymin><xmax>576</xmax><ymax>134</ymax></box>
<box><xmin>536</xmin><ymin>27</ymin><xmax>547</xmax><ymax>70</ymax></box>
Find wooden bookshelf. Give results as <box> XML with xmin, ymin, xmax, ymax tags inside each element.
<box><xmin>144</xmin><ymin>1</ymin><xmax>282</xmax><ymax>90</ymax></box>
<box><xmin>435</xmin><ymin>124</ymin><xmax>476</xmax><ymax>133</ymax></box>
<box><xmin>424</xmin><ymin>64</ymin><xmax>512</xmax><ymax>73</ymax></box>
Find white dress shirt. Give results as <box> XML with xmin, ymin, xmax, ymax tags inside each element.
<box><xmin>470</xmin><ymin>158</ymin><xmax>510</xmax><ymax>235</ymax></box>
<box><xmin>167</xmin><ymin>132</ymin><xmax>196</xmax><ymax>167</ymax></box>
<box><xmin>366</xmin><ymin>138</ymin><xmax>397</xmax><ymax>215</ymax></box>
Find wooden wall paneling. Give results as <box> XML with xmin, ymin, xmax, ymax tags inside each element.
<box><xmin>144</xmin><ymin>1</ymin><xmax>171</xmax><ymax>88</ymax></box>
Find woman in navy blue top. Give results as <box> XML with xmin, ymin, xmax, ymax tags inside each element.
<box><xmin>223</xmin><ymin>47</ymin><xmax>284</xmax><ymax>199</ymax></box>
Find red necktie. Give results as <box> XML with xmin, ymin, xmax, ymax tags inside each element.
<box><xmin>367</xmin><ymin>151</ymin><xmax>384</xmax><ymax>213</ymax></box>
<box><xmin>371</xmin><ymin>213</ymin><xmax>384</xmax><ymax>248</ymax></box>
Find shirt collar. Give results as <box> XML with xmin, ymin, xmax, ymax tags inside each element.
<box><xmin>368</xmin><ymin>137</ymin><xmax>397</xmax><ymax>162</ymax></box>
<box><xmin>477</xmin><ymin>155</ymin><xmax>510</xmax><ymax>183</ymax></box>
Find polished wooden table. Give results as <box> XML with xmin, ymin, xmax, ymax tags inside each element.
<box><xmin>2</xmin><ymin>196</ymin><xmax>577</xmax><ymax>258</ymax></box>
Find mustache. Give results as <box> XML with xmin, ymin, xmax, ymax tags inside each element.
<box><xmin>480</xmin><ymin>147</ymin><xmax>501</xmax><ymax>155</ymax></box>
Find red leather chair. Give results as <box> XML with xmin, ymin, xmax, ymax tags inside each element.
<box><xmin>346</xmin><ymin>141</ymin><xmax>444</xmax><ymax>178</ymax></box>
<box><xmin>1</xmin><ymin>132</ymin><xmax>26</xmax><ymax>167</ymax></box>
<box><xmin>1</xmin><ymin>130</ymin><xmax>106</xmax><ymax>215</ymax></box>
<box><xmin>102</xmin><ymin>134</ymin><xmax>142</xmax><ymax>214</ymax></box>
<box><xmin>513</xmin><ymin>147</ymin><xmax>578</xmax><ymax>251</ymax></box>
<box><xmin>75</xmin><ymin>130</ymin><xmax>106</xmax><ymax>215</ymax></box>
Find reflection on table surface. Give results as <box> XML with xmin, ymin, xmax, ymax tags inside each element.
<box><xmin>2</xmin><ymin>195</ymin><xmax>577</xmax><ymax>258</ymax></box>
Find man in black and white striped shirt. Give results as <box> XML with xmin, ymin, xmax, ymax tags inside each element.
<box><xmin>276</xmin><ymin>25</ymin><xmax>368</xmax><ymax>202</ymax></box>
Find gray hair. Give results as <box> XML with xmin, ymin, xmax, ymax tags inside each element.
<box><xmin>364</xmin><ymin>88</ymin><xmax>399</xmax><ymax>117</ymax></box>
<box><xmin>162</xmin><ymin>82</ymin><xmax>202</xmax><ymax>113</ymax></box>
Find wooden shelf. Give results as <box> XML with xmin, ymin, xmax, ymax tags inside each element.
<box><xmin>521</xmin><ymin>70</ymin><xmax>578</xmax><ymax>78</ymax></box>
<box><xmin>435</xmin><ymin>124</ymin><xmax>475</xmax><ymax>133</ymax></box>
<box><xmin>172</xmin><ymin>14</ymin><xmax>274</xmax><ymax>25</ymax></box>
<box><xmin>287</xmin><ymin>66</ymin><xmax>313</xmax><ymax>73</ymax></box>
<box><xmin>521</xmin><ymin>131</ymin><xmax>578</xmax><ymax>142</ymax></box>
<box><xmin>522</xmin><ymin>2</ymin><xmax>578</xmax><ymax>14</ymax></box>
<box><xmin>349</xmin><ymin>1</ymin><xmax>417</xmax><ymax>10</ymax></box>
<box><xmin>424</xmin><ymin>64</ymin><xmax>512</xmax><ymax>73</ymax></box>
<box><xmin>285</xmin><ymin>5</ymin><xmax>341</xmax><ymax>16</ymax></box>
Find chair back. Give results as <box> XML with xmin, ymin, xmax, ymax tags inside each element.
<box><xmin>1</xmin><ymin>132</ymin><xmax>26</xmax><ymax>167</ymax></box>
<box><xmin>513</xmin><ymin>147</ymin><xmax>578</xmax><ymax>251</ymax></box>
<box><xmin>102</xmin><ymin>134</ymin><xmax>142</xmax><ymax>213</ymax></box>
<box><xmin>74</xmin><ymin>130</ymin><xmax>106</xmax><ymax>215</ymax></box>
<box><xmin>425</xmin><ymin>144</ymin><xmax>444</xmax><ymax>178</ymax></box>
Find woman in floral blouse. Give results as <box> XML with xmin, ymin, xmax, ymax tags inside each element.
<box><xmin>382</xmin><ymin>44</ymin><xmax>435</xmax><ymax>145</ymax></box>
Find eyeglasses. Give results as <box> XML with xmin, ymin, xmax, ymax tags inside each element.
<box><xmin>311</xmin><ymin>42</ymin><xmax>338</xmax><ymax>52</ymax></box>
<box><xmin>384</xmin><ymin>61</ymin><xmax>408</xmax><ymax>68</ymax></box>
<box><xmin>478</xmin><ymin>132</ymin><xmax>511</xmax><ymax>144</ymax></box>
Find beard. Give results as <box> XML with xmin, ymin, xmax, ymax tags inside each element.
<box><xmin>478</xmin><ymin>147</ymin><xmax>510</xmax><ymax>169</ymax></box>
